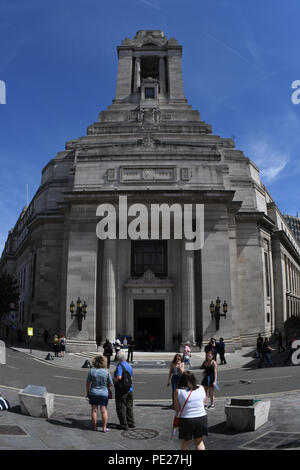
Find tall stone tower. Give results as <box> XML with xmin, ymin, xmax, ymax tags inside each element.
<box><xmin>2</xmin><ymin>30</ymin><xmax>299</xmax><ymax>352</ymax></box>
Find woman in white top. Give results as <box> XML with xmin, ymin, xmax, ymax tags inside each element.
<box><xmin>174</xmin><ymin>371</ymin><xmax>208</xmax><ymax>450</ymax></box>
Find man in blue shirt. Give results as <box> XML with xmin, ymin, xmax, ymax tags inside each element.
<box><xmin>113</xmin><ymin>352</ymin><xmax>135</xmax><ymax>430</ymax></box>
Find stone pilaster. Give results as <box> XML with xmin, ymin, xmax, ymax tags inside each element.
<box><xmin>181</xmin><ymin>242</ymin><xmax>196</xmax><ymax>344</ymax></box>
<box><xmin>159</xmin><ymin>57</ymin><xmax>166</xmax><ymax>95</ymax></box>
<box><xmin>101</xmin><ymin>239</ymin><xmax>117</xmax><ymax>342</ymax></box>
<box><xmin>134</xmin><ymin>57</ymin><xmax>141</xmax><ymax>93</ymax></box>
<box><xmin>114</xmin><ymin>49</ymin><xmax>133</xmax><ymax>102</ymax></box>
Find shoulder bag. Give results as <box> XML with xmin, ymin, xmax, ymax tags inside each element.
<box><xmin>173</xmin><ymin>390</ymin><xmax>192</xmax><ymax>428</ymax></box>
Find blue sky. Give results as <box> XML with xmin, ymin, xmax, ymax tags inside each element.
<box><xmin>1</xmin><ymin>0</ymin><xmax>300</xmax><ymax>253</ymax></box>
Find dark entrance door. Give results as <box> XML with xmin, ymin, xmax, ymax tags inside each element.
<box><xmin>134</xmin><ymin>300</ymin><xmax>165</xmax><ymax>351</ymax></box>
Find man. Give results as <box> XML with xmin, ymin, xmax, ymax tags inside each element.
<box><xmin>217</xmin><ymin>338</ymin><xmax>227</xmax><ymax>365</ymax></box>
<box><xmin>258</xmin><ymin>337</ymin><xmax>274</xmax><ymax>368</ymax></box>
<box><xmin>113</xmin><ymin>352</ymin><xmax>135</xmax><ymax>430</ymax></box>
<box><xmin>103</xmin><ymin>339</ymin><xmax>113</xmax><ymax>368</ymax></box>
<box><xmin>256</xmin><ymin>333</ymin><xmax>263</xmax><ymax>359</ymax></box>
<box><xmin>127</xmin><ymin>338</ymin><xmax>135</xmax><ymax>363</ymax></box>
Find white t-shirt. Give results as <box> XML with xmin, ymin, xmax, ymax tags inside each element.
<box><xmin>177</xmin><ymin>386</ymin><xmax>206</xmax><ymax>418</ymax></box>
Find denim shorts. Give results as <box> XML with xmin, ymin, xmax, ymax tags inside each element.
<box><xmin>88</xmin><ymin>395</ymin><xmax>108</xmax><ymax>406</ymax></box>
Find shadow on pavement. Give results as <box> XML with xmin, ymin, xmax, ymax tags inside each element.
<box><xmin>208</xmin><ymin>421</ymin><xmax>247</xmax><ymax>435</ymax></box>
<box><xmin>135</xmin><ymin>404</ymin><xmax>172</xmax><ymax>410</ymax></box>
<box><xmin>47</xmin><ymin>417</ymin><xmax>120</xmax><ymax>431</ymax></box>
<box><xmin>8</xmin><ymin>405</ymin><xmax>21</xmax><ymax>415</ymax></box>
<box><xmin>241</xmin><ymin>350</ymin><xmax>297</xmax><ymax>369</ymax></box>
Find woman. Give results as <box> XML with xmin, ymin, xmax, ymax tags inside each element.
<box><xmin>182</xmin><ymin>342</ymin><xmax>192</xmax><ymax>367</ymax></box>
<box><xmin>53</xmin><ymin>334</ymin><xmax>60</xmax><ymax>358</ymax></box>
<box><xmin>167</xmin><ymin>353</ymin><xmax>184</xmax><ymax>407</ymax></box>
<box><xmin>86</xmin><ymin>355</ymin><xmax>113</xmax><ymax>432</ymax></box>
<box><xmin>59</xmin><ymin>335</ymin><xmax>66</xmax><ymax>358</ymax></box>
<box><xmin>200</xmin><ymin>351</ymin><xmax>218</xmax><ymax>409</ymax></box>
<box><xmin>174</xmin><ymin>371</ymin><xmax>207</xmax><ymax>450</ymax></box>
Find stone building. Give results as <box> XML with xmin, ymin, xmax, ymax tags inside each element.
<box><xmin>284</xmin><ymin>214</ymin><xmax>300</xmax><ymax>245</ymax></box>
<box><xmin>1</xmin><ymin>30</ymin><xmax>300</xmax><ymax>352</ymax></box>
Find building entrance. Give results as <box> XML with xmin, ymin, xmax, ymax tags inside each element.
<box><xmin>134</xmin><ymin>299</ymin><xmax>165</xmax><ymax>350</ymax></box>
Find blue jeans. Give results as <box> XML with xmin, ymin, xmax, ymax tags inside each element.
<box><xmin>258</xmin><ymin>353</ymin><xmax>272</xmax><ymax>367</ymax></box>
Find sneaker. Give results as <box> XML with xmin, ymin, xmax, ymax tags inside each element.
<box><xmin>102</xmin><ymin>428</ymin><xmax>110</xmax><ymax>433</ymax></box>
<box><xmin>208</xmin><ymin>404</ymin><xmax>215</xmax><ymax>409</ymax></box>
<box><xmin>204</xmin><ymin>405</ymin><xmax>208</xmax><ymax>410</ymax></box>
<box><xmin>128</xmin><ymin>424</ymin><xmax>136</xmax><ymax>429</ymax></box>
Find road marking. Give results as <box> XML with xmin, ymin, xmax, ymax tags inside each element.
<box><xmin>55</xmin><ymin>376</ymin><xmax>83</xmax><ymax>381</ymax></box>
<box><xmin>5</xmin><ymin>365</ymin><xmax>19</xmax><ymax>370</ymax></box>
<box><xmin>219</xmin><ymin>375</ymin><xmax>292</xmax><ymax>383</ymax></box>
<box><xmin>133</xmin><ymin>381</ymin><xmax>147</xmax><ymax>384</ymax></box>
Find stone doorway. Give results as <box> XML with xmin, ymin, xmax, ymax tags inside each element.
<box><xmin>134</xmin><ymin>299</ymin><xmax>165</xmax><ymax>350</ymax></box>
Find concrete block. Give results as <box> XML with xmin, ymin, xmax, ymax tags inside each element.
<box><xmin>225</xmin><ymin>398</ymin><xmax>271</xmax><ymax>432</ymax></box>
<box><xmin>0</xmin><ymin>340</ymin><xmax>6</xmax><ymax>364</ymax></box>
<box><xmin>18</xmin><ymin>385</ymin><xmax>54</xmax><ymax>418</ymax></box>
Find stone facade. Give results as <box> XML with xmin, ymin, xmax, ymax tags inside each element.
<box><xmin>1</xmin><ymin>30</ymin><xmax>300</xmax><ymax>352</ymax></box>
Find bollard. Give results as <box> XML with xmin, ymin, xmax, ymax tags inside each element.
<box><xmin>82</xmin><ymin>359</ymin><xmax>92</xmax><ymax>368</ymax></box>
<box><xmin>45</xmin><ymin>353</ymin><xmax>54</xmax><ymax>361</ymax></box>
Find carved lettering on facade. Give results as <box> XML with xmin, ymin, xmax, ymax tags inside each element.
<box><xmin>120</xmin><ymin>166</ymin><xmax>176</xmax><ymax>183</ymax></box>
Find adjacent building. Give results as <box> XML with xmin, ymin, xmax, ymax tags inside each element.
<box><xmin>1</xmin><ymin>30</ymin><xmax>300</xmax><ymax>351</ymax></box>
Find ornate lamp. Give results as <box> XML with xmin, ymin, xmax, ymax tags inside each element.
<box><xmin>210</xmin><ymin>297</ymin><xmax>228</xmax><ymax>331</ymax></box>
<box><xmin>70</xmin><ymin>297</ymin><xmax>87</xmax><ymax>331</ymax></box>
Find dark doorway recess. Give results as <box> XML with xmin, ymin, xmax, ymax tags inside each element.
<box><xmin>134</xmin><ymin>299</ymin><xmax>165</xmax><ymax>351</ymax></box>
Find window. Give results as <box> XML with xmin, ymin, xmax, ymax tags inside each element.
<box><xmin>145</xmin><ymin>87</ymin><xmax>155</xmax><ymax>99</ymax></box>
<box><xmin>131</xmin><ymin>240</ymin><xmax>167</xmax><ymax>277</ymax></box>
<box><xmin>264</xmin><ymin>252</ymin><xmax>270</xmax><ymax>297</ymax></box>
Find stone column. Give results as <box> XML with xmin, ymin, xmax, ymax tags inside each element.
<box><xmin>167</xmin><ymin>49</ymin><xmax>185</xmax><ymax>101</ymax></box>
<box><xmin>101</xmin><ymin>239</ymin><xmax>117</xmax><ymax>342</ymax></box>
<box><xmin>159</xmin><ymin>57</ymin><xmax>166</xmax><ymax>95</ymax></box>
<box><xmin>134</xmin><ymin>57</ymin><xmax>141</xmax><ymax>93</ymax></box>
<box><xmin>181</xmin><ymin>243</ymin><xmax>196</xmax><ymax>344</ymax></box>
<box><xmin>114</xmin><ymin>49</ymin><xmax>133</xmax><ymax>102</ymax></box>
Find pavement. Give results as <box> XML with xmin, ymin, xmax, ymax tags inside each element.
<box><xmin>1</xmin><ymin>385</ymin><xmax>300</xmax><ymax>450</ymax></box>
<box><xmin>0</xmin><ymin>344</ymin><xmax>300</xmax><ymax>450</ymax></box>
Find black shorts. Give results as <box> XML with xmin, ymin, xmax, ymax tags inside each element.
<box><xmin>179</xmin><ymin>415</ymin><xmax>208</xmax><ymax>441</ymax></box>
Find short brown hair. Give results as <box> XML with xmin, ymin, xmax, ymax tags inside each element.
<box><xmin>92</xmin><ymin>355</ymin><xmax>107</xmax><ymax>368</ymax></box>
<box><xmin>177</xmin><ymin>371</ymin><xmax>199</xmax><ymax>391</ymax></box>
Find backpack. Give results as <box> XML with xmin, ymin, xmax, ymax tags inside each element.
<box><xmin>115</xmin><ymin>364</ymin><xmax>132</xmax><ymax>394</ymax></box>
<box><xmin>0</xmin><ymin>397</ymin><xmax>10</xmax><ymax>411</ymax></box>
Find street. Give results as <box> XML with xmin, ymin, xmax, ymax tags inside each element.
<box><xmin>0</xmin><ymin>348</ymin><xmax>299</xmax><ymax>400</ymax></box>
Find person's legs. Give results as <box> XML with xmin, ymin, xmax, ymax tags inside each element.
<box><xmin>126</xmin><ymin>392</ymin><xmax>135</xmax><ymax>427</ymax></box>
<box><xmin>100</xmin><ymin>405</ymin><xmax>108</xmax><ymax>430</ymax></box>
<box><xmin>181</xmin><ymin>440</ymin><xmax>191</xmax><ymax>450</ymax></box>
<box><xmin>208</xmin><ymin>386</ymin><xmax>215</xmax><ymax>406</ymax></box>
<box><xmin>115</xmin><ymin>394</ymin><xmax>128</xmax><ymax>428</ymax></box>
<box><xmin>194</xmin><ymin>437</ymin><xmax>205</xmax><ymax>450</ymax></box>
<box><xmin>91</xmin><ymin>405</ymin><xmax>98</xmax><ymax>430</ymax></box>
<box><xmin>266</xmin><ymin>353</ymin><xmax>272</xmax><ymax>366</ymax></box>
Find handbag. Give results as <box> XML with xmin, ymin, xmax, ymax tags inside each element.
<box><xmin>173</xmin><ymin>390</ymin><xmax>192</xmax><ymax>428</ymax></box>
<box><xmin>107</xmin><ymin>371</ymin><xmax>113</xmax><ymax>399</ymax></box>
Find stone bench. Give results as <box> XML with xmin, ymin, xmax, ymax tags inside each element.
<box><xmin>18</xmin><ymin>385</ymin><xmax>54</xmax><ymax>418</ymax></box>
<box><xmin>225</xmin><ymin>398</ymin><xmax>271</xmax><ymax>432</ymax></box>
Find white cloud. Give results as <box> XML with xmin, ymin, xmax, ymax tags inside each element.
<box><xmin>246</xmin><ymin>140</ymin><xmax>290</xmax><ymax>183</ymax></box>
